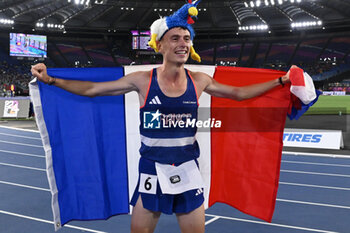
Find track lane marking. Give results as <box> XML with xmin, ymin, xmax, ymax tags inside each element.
<box><xmin>276</xmin><ymin>198</ymin><xmax>350</xmax><ymax>209</ymax></box>
<box><xmin>0</xmin><ymin>181</ymin><xmax>49</xmax><ymax>192</ymax></box>
<box><xmin>0</xmin><ymin>132</ymin><xmax>41</xmax><ymax>140</ymax></box>
<box><xmin>205</xmin><ymin>216</ymin><xmax>220</xmax><ymax>225</ymax></box>
<box><xmin>281</xmin><ymin>169</ymin><xmax>350</xmax><ymax>178</ymax></box>
<box><xmin>0</xmin><ymin>125</ymin><xmax>39</xmax><ymax>133</ymax></box>
<box><xmin>0</xmin><ymin>162</ymin><xmax>45</xmax><ymax>171</ymax></box>
<box><xmin>283</xmin><ymin>151</ymin><xmax>350</xmax><ymax>158</ymax></box>
<box><xmin>282</xmin><ymin>160</ymin><xmax>350</xmax><ymax>168</ymax></box>
<box><xmin>0</xmin><ymin>139</ymin><xmax>43</xmax><ymax>148</ymax></box>
<box><xmin>279</xmin><ymin>182</ymin><xmax>350</xmax><ymax>191</ymax></box>
<box><xmin>205</xmin><ymin>214</ymin><xmax>338</xmax><ymax>233</ymax></box>
<box><xmin>0</xmin><ymin>149</ymin><xmax>45</xmax><ymax>158</ymax></box>
<box><xmin>0</xmin><ymin>210</ymin><xmax>107</xmax><ymax>233</ymax></box>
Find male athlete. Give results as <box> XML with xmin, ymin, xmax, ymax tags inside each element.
<box><xmin>31</xmin><ymin>2</ymin><xmax>292</xmax><ymax>233</ymax></box>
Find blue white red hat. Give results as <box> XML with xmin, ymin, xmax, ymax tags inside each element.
<box><xmin>148</xmin><ymin>0</ymin><xmax>201</xmax><ymax>62</ymax></box>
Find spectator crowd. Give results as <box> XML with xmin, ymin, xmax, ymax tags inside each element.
<box><xmin>0</xmin><ymin>61</ymin><xmax>32</xmax><ymax>97</ymax></box>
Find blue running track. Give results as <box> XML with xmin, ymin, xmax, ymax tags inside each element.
<box><xmin>0</xmin><ymin>126</ymin><xmax>349</xmax><ymax>233</ymax></box>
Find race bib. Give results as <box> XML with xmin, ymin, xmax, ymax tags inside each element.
<box><xmin>155</xmin><ymin>160</ymin><xmax>205</xmax><ymax>195</ymax></box>
<box><xmin>139</xmin><ymin>173</ymin><xmax>157</xmax><ymax>194</ymax></box>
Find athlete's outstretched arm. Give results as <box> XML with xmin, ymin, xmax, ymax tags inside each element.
<box><xmin>31</xmin><ymin>63</ymin><xmax>140</xmax><ymax>97</ymax></box>
<box><xmin>202</xmin><ymin>67</ymin><xmax>293</xmax><ymax>101</ymax></box>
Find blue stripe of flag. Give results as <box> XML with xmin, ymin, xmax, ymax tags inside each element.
<box><xmin>40</xmin><ymin>67</ymin><xmax>129</xmax><ymax>225</ymax></box>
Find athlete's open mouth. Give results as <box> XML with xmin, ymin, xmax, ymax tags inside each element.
<box><xmin>175</xmin><ymin>50</ymin><xmax>187</xmax><ymax>54</ymax></box>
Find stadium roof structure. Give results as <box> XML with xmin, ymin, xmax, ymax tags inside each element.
<box><xmin>0</xmin><ymin>0</ymin><xmax>349</xmax><ymax>37</ymax></box>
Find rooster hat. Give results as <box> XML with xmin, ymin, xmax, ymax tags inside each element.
<box><xmin>148</xmin><ymin>0</ymin><xmax>201</xmax><ymax>62</ymax></box>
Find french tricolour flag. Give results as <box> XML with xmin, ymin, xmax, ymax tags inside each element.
<box><xmin>289</xmin><ymin>66</ymin><xmax>317</xmax><ymax>105</ymax></box>
<box><xmin>29</xmin><ymin>65</ymin><xmax>317</xmax><ymax>230</ymax></box>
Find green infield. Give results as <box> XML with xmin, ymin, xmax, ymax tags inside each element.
<box><xmin>306</xmin><ymin>95</ymin><xmax>350</xmax><ymax>115</ymax></box>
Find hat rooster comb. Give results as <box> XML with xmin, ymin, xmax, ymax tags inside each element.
<box><xmin>148</xmin><ymin>0</ymin><xmax>201</xmax><ymax>62</ymax></box>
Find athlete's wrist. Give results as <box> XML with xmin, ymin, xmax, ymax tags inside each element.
<box><xmin>278</xmin><ymin>77</ymin><xmax>284</xmax><ymax>87</ymax></box>
<box><xmin>47</xmin><ymin>76</ymin><xmax>56</xmax><ymax>85</ymax></box>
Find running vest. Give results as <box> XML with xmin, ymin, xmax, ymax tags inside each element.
<box><xmin>139</xmin><ymin>68</ymin><xmax>200</xmax><ymax>164</ymax></box>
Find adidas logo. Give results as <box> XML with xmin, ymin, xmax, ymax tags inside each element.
<box><xmin>195</xmin><ymin>188</ymin><xmax>203</xmax><ymax>196</ymax></box>
<box><xmin>149</xmin><ymin>96</ymin><xmax>162</xmax><ymax>105</ymax></box>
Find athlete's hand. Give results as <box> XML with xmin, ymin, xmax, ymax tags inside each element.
<box><xmin>31</xmin><ymin>63</ymin><xmax>54</xmax><ymax>84</ymax></box>
<box><xmin>282</xmin><ymin>65</ymin><xmax>299</xmax><ymax>84</ymax></box>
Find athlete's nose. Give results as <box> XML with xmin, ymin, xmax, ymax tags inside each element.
<box><xmin>178</xmin><ymin>37</ymin><xmax>189</xmax><ymax>48</ymax></box>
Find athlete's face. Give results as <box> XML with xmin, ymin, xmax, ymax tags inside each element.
<box><xmin>158</xmin><ymin>27</ymin><xmax>191</xmax><ymax>64</ymax></box>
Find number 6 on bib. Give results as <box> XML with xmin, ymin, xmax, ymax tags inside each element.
<box><xmin>139</xmin><ymin>173</ymin><xmax>157</xmax><ymax>194</ymax></box>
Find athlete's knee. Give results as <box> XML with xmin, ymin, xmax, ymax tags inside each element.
<box><xmin>176</xmin><ymin>204</ymin><xmax>205</xmax><ymax>233</ymax></box>
<box><xmin>130</xmin><ymin>212</ymin><xmax>160</xmax><ymax>233</ymax></box>
<box><xmin>131</xmin><ymin>197</ymin><xmax>160</xmax><ymax>233</ymax></box>
<box><xmin>130</xmin><ymin>222</ymin><xmax>152</xmax><ymax>233</ymax></box>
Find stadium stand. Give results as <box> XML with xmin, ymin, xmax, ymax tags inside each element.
<box><xmin>55</xmin><ymin>42</ymin><xmax>90</xmax><ymax>66</ymax></box>
<box><xmin>83</xmin><ymin>41</ymin><xmax>117</xmax><ymax>67</ymax></box>
<box><xmin>0</xmin><ymin>30</ymin><xmax>349</xmax><ymax>96</ymax></box>
<box><xmin>216</xmin><ymin>42</ymin><xmax>241</xmax><ymax>64</ymax></box>
<box><xmin>195</xmin><ymin>41</ymin><xmax>215</xmax><ymax>65</ymax></box>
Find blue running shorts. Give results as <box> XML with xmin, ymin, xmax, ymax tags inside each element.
<box><xmin>130</xmin><ymin>157</ymin><xmax>204</xmax><ymax>214</ymax></box>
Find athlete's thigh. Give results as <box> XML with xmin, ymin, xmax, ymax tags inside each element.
<box><xmin>131</xmin><ymin>196</ymin><xmax>161</xmax><ymax>233</ymax></box>
<box><xmin>176</xmin><ymin>204</ymin><xmax>205</xmax><ymax>233</ymax></box>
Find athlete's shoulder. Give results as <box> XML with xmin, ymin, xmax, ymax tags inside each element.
<box><xmin>186</xmin><ymin>70</ymin><xmax>213</xmax><ymax>96</ymax></box>
<box><xmin>125</xmin><ymin>70</ymin><xmax>152</xmax><ymax>85</ymax></box>
<box><xmin>120</xmin><ymin>70</ymin><xmax>152</xmax><ymax>94</ymax></box>
<box><xmin>188</xmin><ymin>70</ymin><xmax>211</xmax><ymax>78</ymax></box>
<box><xmin>188</xmin><ymin>70</ymin><xmax>212</xmax><ymax>85</ymax></box>
<box><xmin>126</xmin><ymin>70</ymin><xmax>152</xmax><ymax>79</ymax></box>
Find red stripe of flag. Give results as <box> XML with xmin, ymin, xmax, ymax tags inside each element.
<box><xmin>209</xmin><ymin>66</ymin><xmax>291</xmax><ymax>222</ymax></box>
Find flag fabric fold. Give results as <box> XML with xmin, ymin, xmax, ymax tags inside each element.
<box><xmin>289</xmin><ymin>67</ymin><xmax>316</xmax><ymax>105</ymax></box>
<box><xmin>287</xmin><ymin>67</ymin><xmax>320</xmax><ymax>120</ymax></box>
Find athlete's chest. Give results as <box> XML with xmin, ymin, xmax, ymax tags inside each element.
<box><xmin>157</xmin><ymin>79</ymin><xmax>187</xmax><ymax>98</ymax></box>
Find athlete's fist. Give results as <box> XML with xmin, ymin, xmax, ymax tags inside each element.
<box><xmin>282</xmin><ymin>65</ymin><xmax>299</xmax><ymax>84</ymax></box>
<box><xmin>31</xmin><ymin>63</ymin><xmax>54</xmax><ymax>84</ymax></box>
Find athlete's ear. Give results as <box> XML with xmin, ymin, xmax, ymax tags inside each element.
<box><xmin>156</xmin><ymin>41</ymin><xmax>162</xmax><ymax>53</ymax></box>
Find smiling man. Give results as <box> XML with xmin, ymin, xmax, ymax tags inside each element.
<box><xmin>31</xmin><ymin>1</ymin><xmax>292</xmax><ymax>233</ymax></box>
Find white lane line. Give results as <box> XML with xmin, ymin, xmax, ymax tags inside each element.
<box><xmin>0</xmin><ymin>132</ymin><xmax>41</xmax><ymax>140</ymax></box>
<box><xmin>0</xmin><ymin>162</ymin><xmax>45</xmax><ymax>171</ymax></box>
<box><xmin>0</xmin><ymin>149</ymin><xmax>45</xmax><ymax>158</ymax></box>
<box><xmin>283</xmin><ymin>151</ymin><xmax>350</xmax><ymax>158</ymax></box>
<box><xmin>205</xmin><ymin>216</ymin><xmax>220</xmax><ymax>225</ymax></box>
<box><xmin>3</xmin><ymin>180</ymin><xmax>350</xmax><ymax>210</ymax></box>
<box><xmin>282</xmin><ymin>160</ymin><xmax>350</xmax><ymax>168</ymax></box>
<box><xmin>281</xmin><ymin>170</ymin><xmax>350</xmax><ymax>178</ymax></box>
<box><xmin>0</xmin><ymin>210</ymin><xmax>107</xmax><ymax>233</ymax></box>
<box><xmin>0</xmin><ymin>181</ymin><xmax>49</xmax><ymax>192</ymax></box>
<box><xmin>205</xmin><ymin>214</ymin><xmax>338</xmax><ymax>233</ymax></box>
<box><xmin>277</xmin><ymin>198</ymin><xmax>350</xmax><ymax>210</ymax></box>
<box><xmin>0</xmin><ymin>125</ymin><xmax>39</xmax><ymax>133</ymax></box>
<box><xmin>0</xmin><ymin>139</ymin><xmax>43</xmax><ymax>148</ymax></box>
<box><xmin>280</xmin><ymin>182</ymin><xmax>350</xmax><ymax>191</ymax></box>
